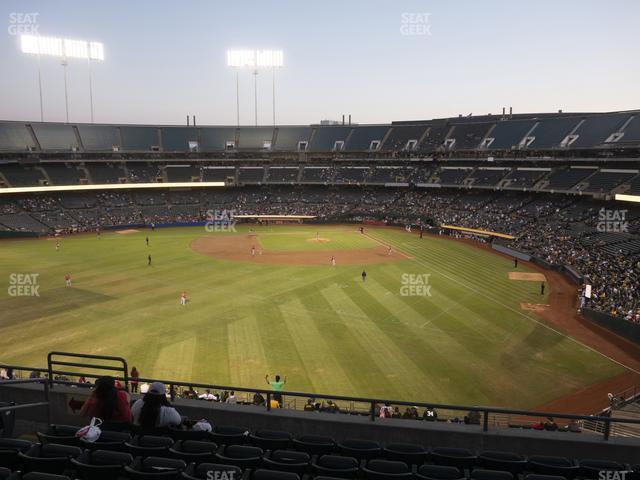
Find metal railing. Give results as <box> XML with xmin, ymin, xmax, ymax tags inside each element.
<box><xmin>0</xmin><ymin>378</ymin><xmax>52</xmax><ymax>429</ymax></box>
<box><xmin>47</xmin><ymin>351</ymin><xmax>129</xmax><ymax>391</ymax></box>
<box><xmin>3</xmin><ymin>353</ymin><xmax>640</xmax><ymax>441</ymax></box>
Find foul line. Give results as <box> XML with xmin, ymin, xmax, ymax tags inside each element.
<box><xmin>365</xmin><ymin>231</ymin><xmax>640</xmax><ymax>376</ymax></box>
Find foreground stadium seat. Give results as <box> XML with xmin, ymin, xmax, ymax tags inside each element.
<box><xmin>470</xmin><ymin>468</ymin><xmax>514</xmax><ymax>480</ymax></box>
<box><xmin>168</xmin><ymin>427</ymin><xmax>212</xmax><ymax>442</ymax></box>
<box><xmin>477</xmin><ymin>451</ymin><xmax>527</xmax><ymax>475</ymax></box>
<box><xmin>79</xmin><ymin>429</ymin><xmax>131</xmax><ymax>451</ymax></box>
<box><xmin>251</xmin><ymin>468</ymin><xmax>300</xmax><ymax>480</ymax></box>
<box><xmin>292</xmin><ymin>434</ymin><xmax>336</xmax><ymax>455</ymax></box>
<box><xmin>18</xmin><ymin>443</ymin><xmax>82</xmax><ymax>475</ymax></box>
<box><xmin>579</xmin><ymin>459</ymin><xmax>627</xmax><ymax>479</ymax></box>
<box><xmin>261</xmin><ymin>449</ymin><xmax>310</xmax><ymax>476</ymax></box>
<box><xmin>214</xmin><ymin>445</ymin><xmax>263</xmax><ymax>469</ymax></box>
<box><xmin>431</xmin><ymin>447</ymin><xmax>477</xmax><ymax>470</ymax></box>
<box><xmin>338</xmin><ymin>439</ymin><xmax>381</xmax><ymax>461</ymax></box>
<box><xmin>249</xmin><ymin>430</ymin><xmax>292</xmax><ymax>451</ymax></box>
<box><xmin>362</xmin><ymin>458</ymin><xmax>413</xmax><ymax>479</ymax></box>
<box><xmin>313</xmin><ymin>454</ymin><xmax>359</xmax><ymax>479</ymax></box>
<box><xmin>0</xmin><ymin>438</ymin><xmax>33</xmax><ymax>469</ymax></box>
<box><xmin>0</xmin><ymin>467</ymin><xmax>9</xmax><ymax>480</ymax></box>
<box><xmin>181</xmin><ymin>462</ymin><xmax>243</xmax><ymax>480</ymax></box>
<box><xmin>528</xmin><ymin>456</ymin><xmax>579</xmax><ymax>479</ymax></box>
<box><xmin>71</xmin><ymin>449</ymin><xmax>133</xmax><ymax>479</ymax></box>
<box><xmin>415</xmin><ymin>464</ymin><xmax>465</xmax><ymax>480</ymax></box>
<box><xmin>210</xmin><ymin>425</ymin><xmax>249</xmax><ymax>446</ymax></box>
<box><xmin>524</xmin><ymin>475</ymin><xmax>569</xmax><ymax>480</ymax></box>
<box><xmin>7</xmin><ymin>473</ymin><xmax>71</xmax><ymax>480</ymax></box>
<box><xmin>36</xmin><ymin>425</ymin><xmax>79</xmax><ymax>446</ymax></box>
<box><xmin>124</xmin><ymin>435</ymin><xmax>174</xmax><ymax>457</ymax></box>
<box><xmin>124</xmin><ymin>456</ymin><xmax>186</xmax><ymax>479</ymax></box>
<box><xmin>383</xmin><ymin>443</ymin><xmax>428</xmax><ymax>466</ymax></box>
<box><xmin>169</xmin><ymin>440</ymin><xmax>218</xmax><ymax>463</ymax></box>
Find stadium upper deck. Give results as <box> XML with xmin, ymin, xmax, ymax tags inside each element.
<box><xmin>1</xmin><ymin>109</ymin><xmax>640</xmax><ymax>155</ymax></box>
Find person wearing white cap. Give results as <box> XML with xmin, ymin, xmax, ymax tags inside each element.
<box><xmin>131</xmin><ymin>381</ymin><xmax>182</xmax><ymax>428</ymax></box>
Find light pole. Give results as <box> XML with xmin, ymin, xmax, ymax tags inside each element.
<box><xmin>20</xmin><ymin>35</ymin><xmax>104</xmax><ymax>123</ymax></box>
<box><xmin>253</xmin><ymin>69</ymin><xmax>258</xmax><ymax>127</ymax></box>
<box><xmin>227</xmin><ymin>49</ymin><xmax>283</xmax><ymax>127</ymax></box>
<box><xmin>36</xmin><ymin>49</ymin><xmax>43</xmax><ymax>122</ymax></box>
<box><xmin>61</xmin><ymin>57</ymin><xmax>69</xmax><ymax>123</ymax></box>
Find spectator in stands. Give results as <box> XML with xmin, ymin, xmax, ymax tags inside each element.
<box><xmin>198</xmin><ymin>389</ymin><xmax>216</xmax><ymax>401</ymax></box>
<box><xmin>543</xmin><ymin>417</ymin><xmax>558</xmax><ymax>431</ymax></box>
<box><xmin>423</xmin><ymin>406</ymin><xmax>437</xmax><ymax>421</ymax></box>
<box><xmin>465</xmin><ymin>410</ymin><xmax>481</xmax><ymax>425</ymax></box>
<box><xmin>182</xmin><ymin>385</ymin><xmax>198</xmax><ymax>399</ymax></box>
<box><xmin>265</xmin><ymin>373</ymin><xmax>287</xmax><ymax>403</ymax></box>
<box><xmin>131</xmin><ymin>381</ymin><xmax>182</xmax><ymax>428</ymax></box>
<box><xmin>130</xmin><ymin>367</ymin><xmax>140</xmax><ymax>393</ymax></box>
<box><xmin>402</xmin><ymin>406</ymin><xmax>419</xmax><ymax>420</ymax></box>
<box><xmin>225</xmin><ymin>391</ymin><xmax>237</xmax><ymax>404</ymax></box>
<box><xmin>253</xmin><ymin>392</ymin><xmax>265</xmax><ymax>406</ymax></box>
<box><xmin>79</xmin><ymin>376</ymin><xmax>132</xmax><ymax>424</ymax></box>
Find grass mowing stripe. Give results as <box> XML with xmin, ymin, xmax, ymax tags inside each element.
<box><xmin>369</xmin><ymin>230</ymin><xmax>636</xmax><ymax>375</ymax></box>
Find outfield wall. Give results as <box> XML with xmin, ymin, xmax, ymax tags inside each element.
<box><xmin>582</xmin><ymin>308</ymin><xmax>640</xmax><ymax>345</ymax></box>
<box><xmin>1</xmin><ymin>383</ymin><xmax>638</xmax><ymax>463</ymax></box>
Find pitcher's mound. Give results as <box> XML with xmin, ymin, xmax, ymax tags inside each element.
<box><xmin>191</xmin><ymin>234</ymin><xmax>408</xmax><ymax>266</ymax></box>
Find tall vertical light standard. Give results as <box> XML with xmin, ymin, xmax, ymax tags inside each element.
<box><xmin>87</xmin><ymin>42</ymin><xmax>104</xmax><ymax>123</ymax></box>
<box><xmin>227</xmin><ymin>49</ymin><xmax>283</xmax><ymax>127</ymax></box>
<box><xmin>257</xmin><ymin>50</ymin><xmax>283</xmax><ymax>127</ymax></box>
<box><xmin>253</xmin><ymin>69</ymin><xmax>258</xmax><ymax>127</ymax></box>
<box><xmin>20</xmin><ymin>35</ymin><xmax>104</xmax><ymax>123</ymax></box>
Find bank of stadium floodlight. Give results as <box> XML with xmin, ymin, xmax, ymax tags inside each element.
<box><xmin>20</xmin><ymin>35</ymin><xmax>104</xmax><ymax>123</ymax></box>
<box><xmin>226</xmin><ymin>49</ymin><xmax>284</xmax><ymax>127</ymax></box>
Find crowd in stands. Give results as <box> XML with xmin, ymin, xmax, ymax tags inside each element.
<box><xmin>1</xmin><ymin>186</ymin><xmax>639</xmax><ymax>320</ymax></box>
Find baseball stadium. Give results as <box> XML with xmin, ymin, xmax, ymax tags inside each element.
<box><xmin>1</xmin><ymin>1</ymin><xmax>640</xmax><ymax>479</ymax></box>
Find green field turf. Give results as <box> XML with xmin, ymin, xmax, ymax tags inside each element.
<box><xmin>0</xmin><ymin>225</ymin><xmax>623</xmax><ymax>408</ymax></box>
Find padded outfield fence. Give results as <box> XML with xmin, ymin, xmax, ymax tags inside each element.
<box><xmin>2</xmin><ymin>352</ymin><xmax>640</xmax><ymax>441</ymax></box>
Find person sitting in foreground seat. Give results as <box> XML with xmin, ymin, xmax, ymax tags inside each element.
<box><xmin>80</xmin><ymin>376</ymin><xmax>132</xmax><ymax>423</ymax></box>
<box><xmin>131</xmin><ymin>381</ymin><xmax>182</xmax><ymax>428</ymax></box>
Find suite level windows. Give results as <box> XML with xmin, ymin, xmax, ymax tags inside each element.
<box><xmin>404</xmin><ymin>139</ymin><xmax>418</xmax><ymax>151</ymax></box>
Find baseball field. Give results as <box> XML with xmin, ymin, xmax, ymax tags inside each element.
<box><xmin>0</xmin><ymin>224</ymin><xmax>627</xmax><ymax>409</ymax></box>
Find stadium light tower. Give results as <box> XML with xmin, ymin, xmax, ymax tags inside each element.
<box><xmin>20</xmin><ymin>35</ymin><xmax>104</xmax><ymax>123</ymax></box>
<box><xmin>226</xmin><ymin>49</ymin><xmax>283</xmax><ymax>127</ymax></box>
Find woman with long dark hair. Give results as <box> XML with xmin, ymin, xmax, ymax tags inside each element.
<box><xmin>131</xmin><ymin>382</ymin><xmax>182</xmax><ymax>428</ymax></box>
<box><xmin>80</xmin><ymin>376</ymin><xmax>132</xmax><ymax>423</ymax></box>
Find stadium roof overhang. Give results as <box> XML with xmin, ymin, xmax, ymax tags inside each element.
<box><xmin>0</xmin><ymin>182</ymin><xmax>225</xmax><ymax>194</ymax></box>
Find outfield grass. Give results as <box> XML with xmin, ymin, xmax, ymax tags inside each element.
<box><xmin>0</xmin><ymin>225</ymin><xmax>622</xmax><ymax>408</ymax></box>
